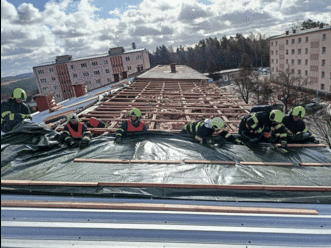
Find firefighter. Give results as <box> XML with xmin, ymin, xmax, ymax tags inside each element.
<box><xmin>86</xmin><ymin>117</ymin><xmax>107</xmax><ymax>128</ymax></box>
<box><xmin>1</xmin><ymin>88</ymin><xmax>32</xmax><ymax>133</ymax></box>
<box><xmin>61</xmin><ymin>113</ymin><xmax>92</xmax><ymax>149</ymax></box>
<box><xmin>282</xmin><ymin>106</ymin><xmax>318</xmax><ymax>143</ymax></box>
<box><xmin>238</xmin><ymin>112</ymin><xmax>267</xmax><ymax>144</ymax></box>
<box><xmin>115</xmin><ymin>108</ymin><xmax>148</xmax><ymax>143</ymax></box>
<box><xmin>182</xmin><ymin>117</ymin><xmax>244</xmax><ymax>145</ymax></box>
<box><xmin>267</xmin><ymin>110</ymin><xmax>288</xmax><ymax>147</ymax></box>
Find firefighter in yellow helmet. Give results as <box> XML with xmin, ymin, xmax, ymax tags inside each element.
<box><xmin>115</xmin><ymin>108</ymin><xmax>148</xmax><ymax>143</ymax></box>
<box><xmin>282</xmin><ymin>106</ymin><xmax>318</xmax><ymax>143</ymax></box>
<box><xmin>268</xmin><ymin>110</ymin><xmax>288</xmax><ymax>147</ymax></box>
<box><xmin>182</xmin><ymin>117</ymin><xmax>244</xmax><ymax>145</ymax></box>
<box><xmin>1</xmin><ymin>88</ymin><xmax>32</xmax><ymax>133</ymax></box>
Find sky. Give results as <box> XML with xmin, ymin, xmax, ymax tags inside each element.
<box><xmin>1</xmin><ymin>0</ymin><xmax>330</xmax><ymax>77</ymax></box>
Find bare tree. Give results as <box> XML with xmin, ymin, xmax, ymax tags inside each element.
<box><xmin>233</xmin><ymin>53</ymin><xmax>256</xmax><ymax>104</ymax></box>
<box><xmin>271</xmin><ymin>65</ymin><xmax>313</xmax><ymax>113</ymax></box>
<box><xmin>251</xmin><ymin>73</ymin><xmax>277</xmax><ymax>105</ymax></box>
<box><xmin>309</xmin><ymin>109</ymin><xmax>331</xmax><ymax>148</ymax></box>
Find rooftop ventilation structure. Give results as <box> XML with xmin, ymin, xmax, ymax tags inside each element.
<box><xmin>170</xmin><ymin>63</ymin><xmax>176</xmax><ymax>73</ymax></box>
<box><xmin>108</xmin><ymin>47</ymin><xmax>125</xmax><ymax>56</ymax></box>
<box><xmin>55</xmin><ymin>55</ymin><xmax>72</xmax><ymax>63</ymax></box>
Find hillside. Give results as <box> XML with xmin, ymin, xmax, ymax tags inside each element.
<box><xmin>1</xmin><ymin>76</ymin><xmax>39</xmax><ymax>101</ymax></box>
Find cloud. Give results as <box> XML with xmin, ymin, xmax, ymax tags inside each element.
<box><xmin>178</xmin><ymin>3</ymin><xmax>211</xmax><ymax>23</ymax></box>
<box><xmin>1</xmin><ymin>0</ymin><xmax>18</xmax><ymax>20</ymax></box>
<box><xmin>17</xmin><ymin>3</ymin><xmax>42</xmax><ymax>23</ymax></box>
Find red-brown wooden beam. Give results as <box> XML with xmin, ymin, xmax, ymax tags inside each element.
<box><xmin>299</xmin><ymin>163</ymin><xmax>331</xmax><ymax>167</ymax></box>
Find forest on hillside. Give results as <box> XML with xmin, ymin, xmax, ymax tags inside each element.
<box><xmin>1</xmin><ymin>77</ymin><xmax>38</xmax><ymax>101</ymax></box>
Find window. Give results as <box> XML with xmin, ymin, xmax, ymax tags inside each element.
<box><xmin>49</xmin><ymin>68</ymin><xmax>54</xmax><ymax>72</ymax></box>
<box><xmin>37</xmin><ymin>70</ymin><xmax>44</xmax><ymax>74</ymax></box>
<box><xmin>305</xmin><ymin>70</ymin><xmax>308</xmax><ymax>76</ymax></box>
<box><xmin>96</xmin><ymin>79</ymin><xmax>101</xmax><ymax>84</ymax></box>
<box><xmin>276</xmin><ymin>59</ymin><xmax>278</xmax><ymax>64</ymax></box>
<box><xmin>321</xmin><ymin>71</ymin><xmax>325</xmax><ymax>78</ymax></box>
<box><xmin>276</xmin><ymin>41</ymin><xmax>278</xmax><ymax>45</ymax></box>
<box><xmin>276</xmin><ymin>68</ymin><xmax>278</xmax><ymax>72</ymax></box>
<box><xmin>92</xmin><ymin>61</ymin><xmax>98</xmax><ymax>66</ymax></box>
<box><xmin>272</xmin><ymin>67</ymin><xmax>274</xmax><ymax>72</ymax></box>
<box><xmin>136</xmin><ymin>55</ymin><xmax>141</xmax><ymax>59</ymax></box>
<box><xmin>305</xmin><ymin>37</ymin><xmax>309</xmax><ymax>43</ymax></box>
<box><xmin>291</xmin><ymin>49</ymin><xmax>295</xmax><ymax>54</ymax></box>
<box><xmin>73</xmin><ymin>74</ymin><xmax>77</xmax><ymax>78</ymax></box>
<box><xmin>286</xmin><ymin>40</ymin><xmax>288</xmax><ymax>45</ymax></box>
<box><xmin>271</xmin><ymin>42</ymin><xmax>273</xmax><ymax>46</ymax></box>
<box><xmin>298</xmin><ymin>49</ymin><xmax>301</xmax><ymax>54</ymax></box>
<box><xmin>286</xmin><ymin>59</ymin><xmax>288</xmax><ymax>64</ymax></box>
<box><xmin>56</xmin><ymin>94</ymin><xmax>61</xmax><ymax>98</ymax></box>
<box><xmin>272</xmin><ymin>59</ymin><xmax>274</xmax><ymax>64</ymax></box>
<box><xmin>298</xmin><ymin>38</ymin><xmax>301</xmax><ymax>43</ymax></box>
<box><xmin>71</xmin><ymin>65</ymin><xmax>74</xmax><ymax>69</ymax></box>
<box><xmin>322</xmin><ymin>34</ymin><xmax>326</xmax><ymax>40</ymax></box>
<box><xmin>322</xmin><ymin>47</ymin><xmax>326</xmax><ymax>53</ymax></box>
<box><xmin>292</xmin><ymin>39</ymin><xmax>295</xmax><ymax>44</ymax></box>
<box><xmin>321</xmin><ymin>84</ymin><xmax>325</xmax><ymax>90</ymax></box>
<box><xmin>40</xmin><ymin>79</ymin><xmax>46</xmax><ymax>83</ymax></box>
<box><xmin>52</xmin><ymin>77</ymin><xmax>56</xmax><ymax>81</ymax></box>
<box><xmin>305</xmin><ymin>48</ymin><xmax>308</xmax><ymax>54</ymax></box>
<box><xmin>322</xmin><ymin>59</ymin><xmax>326</xmax><ymax>66</ymax></box>
<box><xmin>104</xmin><ymin>60</ymin><xmax>108</xmax><ymax>65</ymax></box>
<box><xmin>54</xmin><ymin>86</ymin><xmax>58</xmax><ymax>90</ymax></box>
<box><xmin>42</xmin><ymin>87</ymin><xmax>48</xmax><ymax>92</ymax></box>
<box><xmin>81</xmin><ymin>63</ymin><xmax>87</xmax><ymax>67</ymax></box>
<box><xmin>128</xmin><ymin>66</ymin><xmax>132</xmax><ymax>70</ymax></box>
<box><xmin>286</xmin><ymin>50</ymin><xmax>288</xmax><ymax>55</ymax></box>
<box><xmin>84</xmin><ymin>81</ymin><xmax>91</xmax><ymax>86</ymax></box>
<box><xmin>94</xmin><ymin>71</ymin><xmax>100</xmax><ymax>75</ymax></box>
<box><xmin>291</xmin><ymin>69</ymin><xmax>294</xmax><ymax>74</ymax></box>
<box><xmin>298</xmin><ymin>59</ymin><xmax>301</xmax><ymax>65</ymax></box>
<box><xmin>298</xmin><ymin>70</ymin><xmax>301</xmax><ymax>75</ymax></box>
<box><xmin>105</xmin><ymin>69</ymin><xmax>110</xmax><ymax>73</ymax></box>
<box><xmin>276</xmin><ymin>50</ymin><xmax>278</xmax><ymax>55</ymax></box>
<box><xmin>271</xmin><ymin>50</ymin><xmax>274</xmax><ymax>55</ymax></box>
<box><xmin>305</xmin><ymin>59</ymin><xmax>308</xmax><ymax>65</ymax></box>
<box><xmin>83</xmin><ymin>72</ymin><xmax>89</xmax><ymax>77</ymax></box>
<box><xmin>291</xmin><ymin>59</ymin><xmax>295</xmax><ymax>64</ymax></box>
<box><xmin>125</xmin><ymin>57</ymin><xmax>130</xmax><ymax>61</ymax></box>
<box><xmin>107</xmin><ymin>78</ymin><xmax>111</xmax><ymax>82</ymax></box>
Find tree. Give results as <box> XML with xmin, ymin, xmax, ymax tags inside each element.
<box><xmin>309</xmin><ymin>110</ymin><xmax>331</xmax><ymax>148</ymax></box>
<box><xmin>271</xmin><ymin>65</ymin><xmax>313</xmax><ymax>113</ymax></box>
<box><xmin>251</xmin><ymin>73</ymin><xmax>277</xmax><ymax>105</ymax></box>
<box><xmin>233</xmin><ymin>53</ymin><xmax>255</xmax><ymax>104</ymax></box>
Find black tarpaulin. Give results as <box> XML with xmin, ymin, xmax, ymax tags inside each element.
<box><xmin>1</xmin><ymin>121</ymin><xmax>331</xmax><ymax>203</ymax></box>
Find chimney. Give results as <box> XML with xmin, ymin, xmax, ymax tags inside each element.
<box><xmin>286</xmin><ymin>31</ymin><xmax>289</xmax><ymax>35</ymax></box>
<box><xmin>319</xmin><ymin>23</ymin><xmax>324</xmax><ymax>29</ymax></box>
<box><xmin>292</xmin><ymin>29</ymin><xmax>296</xmax><ymax>34</ymax></box>
<box><xmin>170</xmin><ymin>63</ymin><xmax>176</xmax><ymax>73</ymax></box>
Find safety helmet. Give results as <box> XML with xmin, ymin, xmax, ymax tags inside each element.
<box><xmin>89</xmin><ymin>117</ymin><xmax>99</xmax><ymax>127</ymax></box>
<box><xmin>12</xmin><ymin>88</ymin><xmax>27</xmax><ymax>101</ymax></box>
<box><xmin>210</xmin><ymin>117</ymin><xmax>225</xmax><ymax>130</ymax></box>
<box><xmin>67</xmin><ymin>113</ymin><xmax>79</xmax><ymax>121</ymax></box>
<box><xmin>290</xmin><ymin>106</ymin><xmax>305</xmax><ymax>119</ymax></box>
<box><xmin>246</xmin><ymin>113</ymin><xmax>259</xmax><ymax>129</ymax></box>
<box><xmin>129</xmin><ymin>108</ymin><xmax>142</xmax><ymax>118</ymax></box>
<box><xmin>269</xmin><ymin>110</ymin><xmax>284</xmax><ymax>123</ymax></box>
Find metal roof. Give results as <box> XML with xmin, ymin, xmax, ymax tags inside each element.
<box><xmin>269</xmin><ymin>25</ymin><xmax>331</xmax><ymax>40</ymax></box>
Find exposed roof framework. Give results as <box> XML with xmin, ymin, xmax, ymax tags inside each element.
<box><xmin>55</xmin><ymin>79</ymin><xmax>250</xmax><ymax>134</ymax></box>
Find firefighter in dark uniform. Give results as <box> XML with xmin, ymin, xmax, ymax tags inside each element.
<box><xmin>86</xmin><ymin>117</ymin><xmax>107</xmax><ymax>128</ymax></box>
<box><xmin>115</xmin><ymin>108</ymin><xmax>148</xmax><ymax>143</ymax></box>
<box><xmin>61</xmin><ymin>113</ymin><xmax>92</xmax><ymax>149</ymax></box>
<box><xmin>267</xmin><ymin>110</ymin><xmax>288</xmax><ymax>147</ymax></box>
<box><xmin>238</xmin><ymin>112</ymin><xmax>267</xmax><ymax>144</ymax></box>
<box><xmin>1</xmin><ymin>88</ymin><xmax>32</xmax><ymax>133</ymax></box>
<box><xmin>282</xmin><ymin>106</ymin><xmax>318</xmax><ymax>143</ymax></box>
<box><xmin>182</xmin><ymin>117</ymin><xmax>244</xmax><ymax>145</ymax></box>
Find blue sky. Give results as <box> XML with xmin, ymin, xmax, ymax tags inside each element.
<box><xmin>1</xmin><ymin>0</ymin><xmax>330</xmax><ymax>77</ymax></box>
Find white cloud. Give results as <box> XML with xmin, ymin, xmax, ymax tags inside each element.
<box><xmin>1</xmin><ymin>0</ymin><xmax>18</xmax><ymax>20</ymax></box>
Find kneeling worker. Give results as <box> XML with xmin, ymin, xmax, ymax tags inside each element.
<box><xmin>61</xmin><ymin>113</ymin><xmax>92</xmax><ymax>149</ymax></box>
<box><xmin>282</xmin><ymin>106</ymin><xmax>318</xmax><ymax>143</ymax></box>
<box><xmin>1</xmin><ymin>88</ymin><xmax>32</xmax><ymax>133</ymax></box>
<box><xmin>267</xmin><ymin>110</ymin><xmax>288</xmax><ymax>147</ymax></box>
<box><xmin>115</xmin><ymin>108</ymin><xmax>148</xmax><ymax>143</ymax></box>
<box><xmin>238</xmin><ymin>112</ymin><xmax>266</xmax><ymax>144</ymax></box>
<box><xmin>183</xmin><ymin>117</ymin><xmax>244</xmax><ymax>145</ymax></box>
<box><xmin>86</xmin><ymin>117</ymin><xmax>107</xmax><ymax>128</ymax></box>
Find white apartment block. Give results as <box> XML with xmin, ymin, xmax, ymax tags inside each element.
<box><xmin>33</xmin><ymin>47</ymin><xmax>150</xmax><ymax>102</ymax></box>
<box><xmin>269</xmin><ymin>23</ymin><xmax>331</xmax><ymax>93</ymax></box>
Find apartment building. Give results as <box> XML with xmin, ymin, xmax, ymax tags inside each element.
<box><xmin>269</xmin><ymin>23</ymin><xmax>331</xmax><ymax>93</ymax></box>
<box><xmin>33</xmin><ymin>47</ymin><xmax>150</xmax><ymax>102</ymax></box>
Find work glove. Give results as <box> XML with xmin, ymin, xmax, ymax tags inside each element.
<box><xmin>195</xmin><ymin>135</ymin><xmax>203</xmax><ymax>144</ymax></box>
<box><xmin>21</xmin><ymin>114</ymin><xmax>31</xmax><ymax>119</ymax></box>
<box><xmin>69</xmin><ymin>141</ymin><xmax>79</xmax><ymax>148</ymax></box>
<box><xmin>115</xmin><ymin>136</ymin><xmax>122</xmax><ymax>144</ymax></box>
<box><xmin>234</xmin><ymin>139</ymin><xmax>244</xmax><ymax>145</ymax></box>
<box><xmin>280</xmin><ymin>140</ymin><xmax>288</xmax><ymax>148</ymax></box>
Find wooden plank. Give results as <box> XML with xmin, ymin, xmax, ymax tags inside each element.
<box><xmin>74</xmin><ymin>158</ymin><xmax>181</xmax><ymax>164</ymax></box>
<box><xmin>276</xmin><ymin>144</ymin><xmax>328</xmax><ymax>148</ymax></box>
<box><xmin>184</xmin><ymin>160</ymin><xmax>236</xmax><ymax>165</ymax></box>
<box><xmin>240</xmin><ymin>162</ymin><xmax>295</xmax><ymax>167</ymax></box>
<box><xmin>1</xmin><ymin>200</ymin><xmax>319</xmax><ymax>215</ymax></box>
<box><xmin>2</xmin><ymin>180</ymin><xmax>330</xmax><ymax>192</ymax></box>
<box><xmin>299</xmin><ymin>163</ymin><xmax>331</xmax><ymax>167</ymax></box>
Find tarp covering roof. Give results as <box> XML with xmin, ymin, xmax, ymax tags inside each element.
<box><xmin>1</xmin><ymin>121</ymin><xmax>331</xmax><ymax>204</ymax></box>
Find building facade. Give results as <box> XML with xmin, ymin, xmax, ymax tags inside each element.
<box><xmin>33</xmin><ymin>47</ymin><xmax>150</xmax><ymax>102</ymax></box>
<box><xmin>269</xmin><ymin>24</ymin><xmax>331</xmax><ymax>93</ymax></box>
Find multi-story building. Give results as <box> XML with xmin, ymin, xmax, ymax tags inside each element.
<box><xmin>33</xmin><ymin>47</ymin><xmax>150</xmax><ymax>102</ymax></box>
<box><xmin>269</xmin><ymin>23</ymin><xmax>331</xmax><ymax>93</ymax></box>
